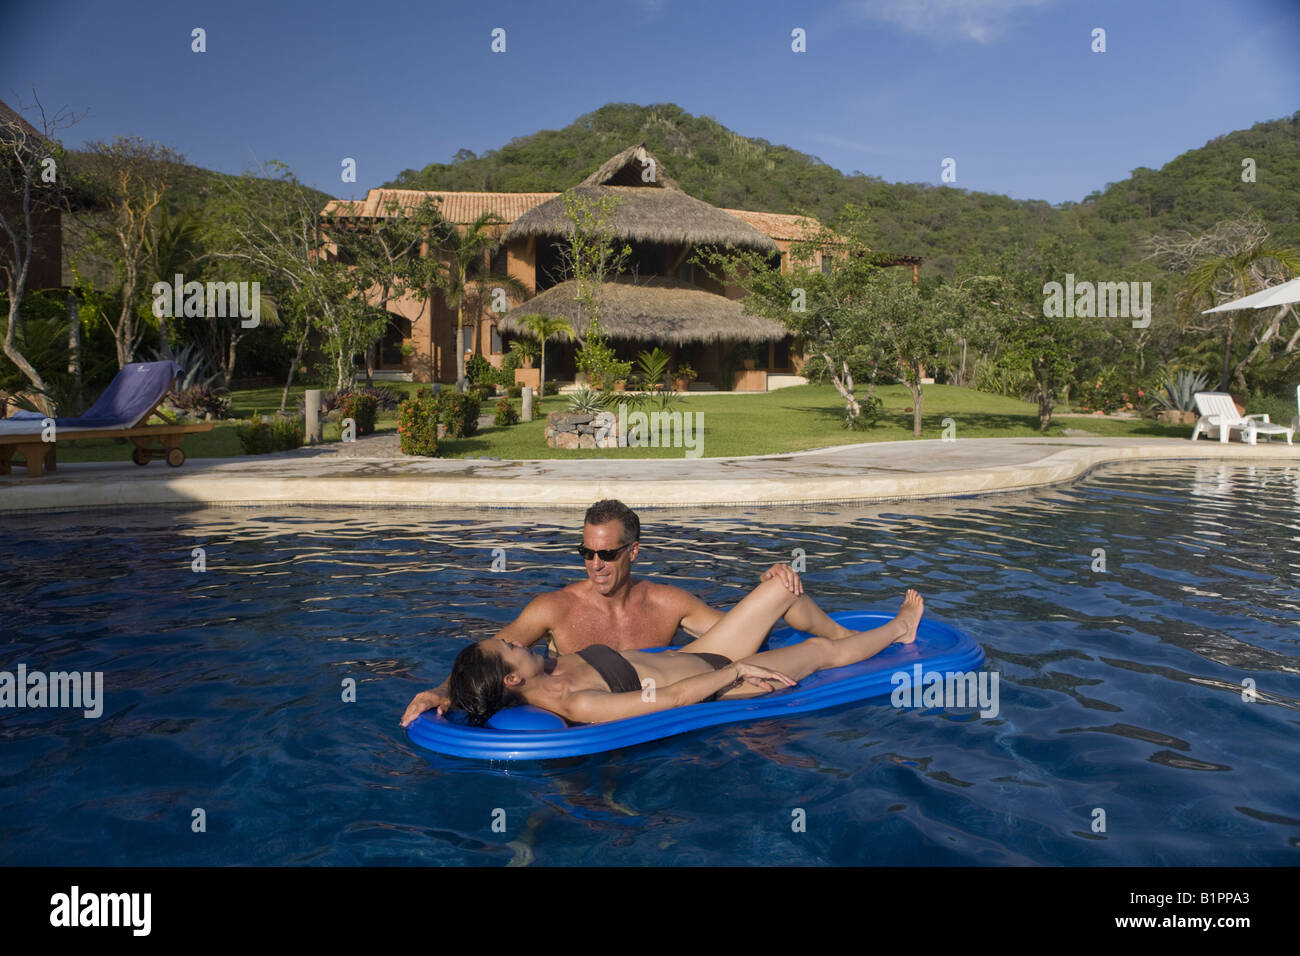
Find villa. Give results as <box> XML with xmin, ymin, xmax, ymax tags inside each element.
<box><xmin>322</xmin><ymin>143</ymin><xmax>921</xmax><ymax>391</ymax></box>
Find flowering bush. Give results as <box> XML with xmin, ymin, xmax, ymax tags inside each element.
<box><xmin>338</xmin><ymin>393</ymin><xmax>377</xmax><ymax>436</ymax></box>
<box><xmin>1078</xmin><ymin>372</ymin><xmax>1142</xmax><ymax>414</ymax></box>
<box><xmin>493</xmin><ymin>396</ymin><xmax>520</xmax><ymax>426</ymax></box>
<box><xmin>397</xmin><ymin>394</ymin><xmax>439</xmax><ymax>456</ymax></box>
<box><xmin>431</xmin><ymin>389</ymin><xmax>481</xmax><ymax>439</ymax></box>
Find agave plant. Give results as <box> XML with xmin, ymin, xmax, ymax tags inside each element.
<box><xmin>148</xmin><ymin>342</ymin><xmax>222</xmax><ymax>391</ymax></box>
<box><xmin>1152</xmin><ymin>369</ymin><xmax>1210</xmax><ymax>412</ymax></box>
<box><xmin>566</xmin><ymin>386</ymin><xmax>610</xmax><ymax>414</ymax></box>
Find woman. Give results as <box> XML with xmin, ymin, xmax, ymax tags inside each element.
<box><xmin>432</xmin><ymin>577</ymin><xmax>924</xmax><ymax>728</ymax></box>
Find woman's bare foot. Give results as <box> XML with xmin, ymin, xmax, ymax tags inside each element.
<box><xmin>893</xmin><ymin>589</ymin><xmax>924</xmax><ymax>644</ymax></box>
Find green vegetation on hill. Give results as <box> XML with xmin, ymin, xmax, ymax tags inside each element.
<box><xmin>387</xmin><ymin>102</ymin><xmax>1300</xmax><ymax>281</ymax></box>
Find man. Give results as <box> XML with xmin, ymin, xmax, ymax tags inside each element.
<box><xmin>399</xmin><ymin>499</ymin><xmax>859</xmax><ymax>727</ymax></box>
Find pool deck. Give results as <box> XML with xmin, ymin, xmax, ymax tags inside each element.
<box><xmin>1</xmin><ymin>435</ymin><xmax>1296</xmax><ymax>512</ymax></box>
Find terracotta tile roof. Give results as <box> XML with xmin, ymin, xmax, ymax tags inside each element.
<box><xmin>323</xmin><ymin>189</ymin><xmax>558</xmax><ymax>224</ymax></box>
<box><xmin>720</xmin><ymin>208</ymin><xmax>823</xmax><ymax>241</ymax></box>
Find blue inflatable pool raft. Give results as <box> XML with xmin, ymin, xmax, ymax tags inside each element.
<box><xmin>405</xmin><ymin>610</ymin><xmax>985</xmax><ymax>761</ymax></box>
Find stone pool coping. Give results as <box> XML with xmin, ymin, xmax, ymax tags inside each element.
<box><xmin>1</xmin><ymin>436</ymin><xmax>1296</xmax><ymax>512</ymax></box>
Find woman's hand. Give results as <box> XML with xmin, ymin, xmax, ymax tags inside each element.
<box><xmin>400</xmin><ymin>689</ymin><xmax>449</xmax><ymax>727</ymax></box>
<box><xmin>733</xmin><ymin>661</ymin><xmax>797</xmax><ymax>692</ymax></box>
<box><xmin>760</xmin><ymin>562</ymin><xmax>803</xmax><ymax>595</ymax></box>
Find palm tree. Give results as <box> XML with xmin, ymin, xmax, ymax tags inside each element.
<box><xmin>145</xmin><ymin>205</ymin><xmax>204</xmax><ymax>360</ymax></box>
<box><xmin>1187</xmin><ymin>238</ymin><xmax>1300</xmax><ymax>391</ymax></box>
<box><xmin>427</xmin><ymin>211</ymin><xmax>525</xmax><ymax>386</ymax></box>
<box><xmin>516</xmin><ymin>313</ymin><xmax>574</xmax><ymax>395</ymax></box>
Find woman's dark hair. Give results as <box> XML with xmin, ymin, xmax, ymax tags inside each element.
<box><xmin>584</xmin><ymin>499</ymin><xmax>640</xmax><ymax>545</ymax></box>
<box><xmin>448</xmin><ymin>642</ymin><xmax>524</xmax><ymax>727</ymax></box>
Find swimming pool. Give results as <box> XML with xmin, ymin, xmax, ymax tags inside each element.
<box><xmin>1</xmin><ymin>460</ymin><xmax>1297</xmax><ymax>865</ymax></box>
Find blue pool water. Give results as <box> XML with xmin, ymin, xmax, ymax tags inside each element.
<box><xmin>1</xmin><ymin>460</ymin><xmax>1298</xmax><ymax>865</ymax></box>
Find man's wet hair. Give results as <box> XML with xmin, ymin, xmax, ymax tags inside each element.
<box><xmin>584</xmin><ymin>499</ymin><xmax>640</xmax><ymax>545</ymax></box>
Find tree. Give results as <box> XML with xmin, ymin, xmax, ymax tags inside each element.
<box><xmin>329</xmin><ymin>194</ymin><xmax>444</xmax><ymax>383</ymax></box>
<box><xmin>0</xmin><ymin>93</ymin><xmax>78</xmax><ymax>414</ymax></box>
<box><xmin>559</xmin><ymin>191</ymin><xmax>631</xmax><ymax>337</ymax></box>
<box><xmin>144</xmin><ymin>204</ymin><xmax>204</xmax><ymax>359</ymax></box>
<box><xmin>515</xmin><ymin>313</ymin><xmax>574</xmax><ymax>394</ymax></box>
<box><xmin>81</xmin><ymin>136</ymin><xmax>184</xmax><ymax>367</ymax></box>
<box><xmin>206</xmin><ymin>162</ymin><xmax>345</xmax><ymax>403</ymax></box>
<box><xmin>425</xmin><ymin>210</ymin><xmax>523</xmax><ymax>386</ymax></box>
<box><xmin>696</xmin><ymin>205</ymin><xmax>888</xmax><ymax>429</ymax></box>
<box><xmin>1145</xmin><ymin>212</ymin><xmax>1300</xmax><ymax>391</ymax></box>
<box><xmin>971</xmin><ymin>241</ymin><xmax>1090</xmax><ymax>431</ymax></box>
<box><xmin>865</xmin><ymin>276</ymin><xmax>959</xmax><ymax>436</ymax></box>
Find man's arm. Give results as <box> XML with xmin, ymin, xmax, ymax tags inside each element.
<box><xmin>398</xmin><ymin>594</ymin><xmax>562</xmax><ymax>727</ymax></box>
<box><xmin>676</xmin><ymin>591</ymin><xmax>725</xmax><ymax>638</ymax></box>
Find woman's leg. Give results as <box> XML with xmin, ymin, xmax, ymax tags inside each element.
<box><xmin>716</xmin><ymin>590</ymin><xmax>924</xmax><ymax>699</ymax></box>
<box><xmin>677</xmin><ymin>577</ymin><xmax>803</xmax><ymax>659</ymax></box>
<box><xmin>780</xmin><ymin>594</ymin><xmax>856</xmax><ymax>641</ymax></box>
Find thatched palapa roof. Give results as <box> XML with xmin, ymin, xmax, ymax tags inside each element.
<box><xmin>499</xmin><ymin>277</ymin><xmax>787</xmax><ymax>345</ymax></box>
<box><xmin>501</xmin><ymin>144</ymin><xmax>777</xmax><ymax>253</ymax></box>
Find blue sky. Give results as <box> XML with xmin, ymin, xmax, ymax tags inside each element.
<box><xmin>2</xmin><ymin>0</ymin><xmax>1296</xmax><ymax>205</ymax></box>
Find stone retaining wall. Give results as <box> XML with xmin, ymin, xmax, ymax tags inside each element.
<box><xmin>545</xmin><ymin>411</ymin><xmax>623</xmax><ymax>449</ymax></box>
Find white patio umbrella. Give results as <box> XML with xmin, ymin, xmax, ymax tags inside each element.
<box><xmin>1202</xmin><ymin>275</ymin><xmax>1300</xmax><ymax>313</ymax></box>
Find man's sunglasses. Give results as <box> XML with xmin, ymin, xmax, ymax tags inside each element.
<box><xmin>576</xmin><ymin>543</ymin><xmax>634</xmax><ymax>561</ymax></box>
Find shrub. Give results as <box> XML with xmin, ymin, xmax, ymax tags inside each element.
<box><xmin>575</xmin><ymin>324</ymin><xmax>632</xmax><ymax>388</ymax></box>
<box><xmin>236</xmin><ymin>413</ymin><xmax>305</xmax><ymax>454</ymax></box>
<box><xmin>1077</xmin><ymin>370</ymin><xmax>1143</xmax><ymax>414</ymax></box>
<box><xmin>494</xmin><ymin>397</ymin><xmax>520</xmax><ymax>426</ymax></box>
<box><xmin>973</xmin><ymin>361</ymin><xmax>1034</xmax><ymax>400</ymax></box>
<box><xmin>169</xmin><ymin>384</ymin><xmax>231</xmax><ymax>420</ymax></box>
<box><xmin>542</xmin><ymin>380</ymin><xmax>559</xmax><ymax>396</ymax></box>
<box><xmin>431</xmin><ymin>389</ymin><xmax>481</xmax><ymax>439</ymax></box>
<box><xmin>397</xmin><ymin>395</ymin><xmax>439</xmax><ymax>456</ymax></box>
<box><xmin>338</xmin><ymin>392</ymin><xmax>378</xmax><ymax>436</ymax></box>
<box><xmin>469</xmin><ymin>383</ymin><xmax>494</xmax><ymax>405</ymax></box>
<box><xmin>845</xmin><ymin>394</ymin><xmax>883</xmax><ymax>430</ymax></box>
<box><xmin>466</xmin><ymin>354</ymin><xmax>495</xmax><ymax>385</ymax></box>
<box><xmin>1244</xmin><ymin>388</ymin><xmax>1296</xmax><ymax>428</ymax></box>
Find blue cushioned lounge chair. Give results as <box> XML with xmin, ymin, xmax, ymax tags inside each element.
<box><xmin>0</xmin><ymin>361</ymin><xmax>214</xmax><ymax>478</ymax></box>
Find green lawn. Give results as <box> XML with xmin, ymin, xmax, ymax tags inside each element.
<box><xmin>42</xmin><ymin>383</ymin><xmax>1192</xmax><ymax>466</ymax></box>
<box><xmin>435</xmin><ymin>384</ymin><xmax>1191</xmax><ymax>459</ymax></box>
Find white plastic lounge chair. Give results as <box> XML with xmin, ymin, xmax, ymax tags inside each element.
<box><xmin>0</xmin><ymin>361</ymin><xmax>214</xmax><ymax>478</ymax></box>
<box><xmin>1191</xmin><ymin>391</ymin><xmax>1293</xmax><ymax>446</ymax></box>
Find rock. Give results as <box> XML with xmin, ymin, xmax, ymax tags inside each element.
<box><xmin>578</xmin><ymin>434</ymin><xmax>596</xmax><ymax>449</ymax></box>
<box><xmin>555</xmin><ymin>432</ymin><xmax>580</xmax><ymax>450</ymax></box>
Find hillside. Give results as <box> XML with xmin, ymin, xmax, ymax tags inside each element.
<box><xmin>386</xmin><ymin>103</ymin><xmax>1300</xmax><ymax>280</ymax></box>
